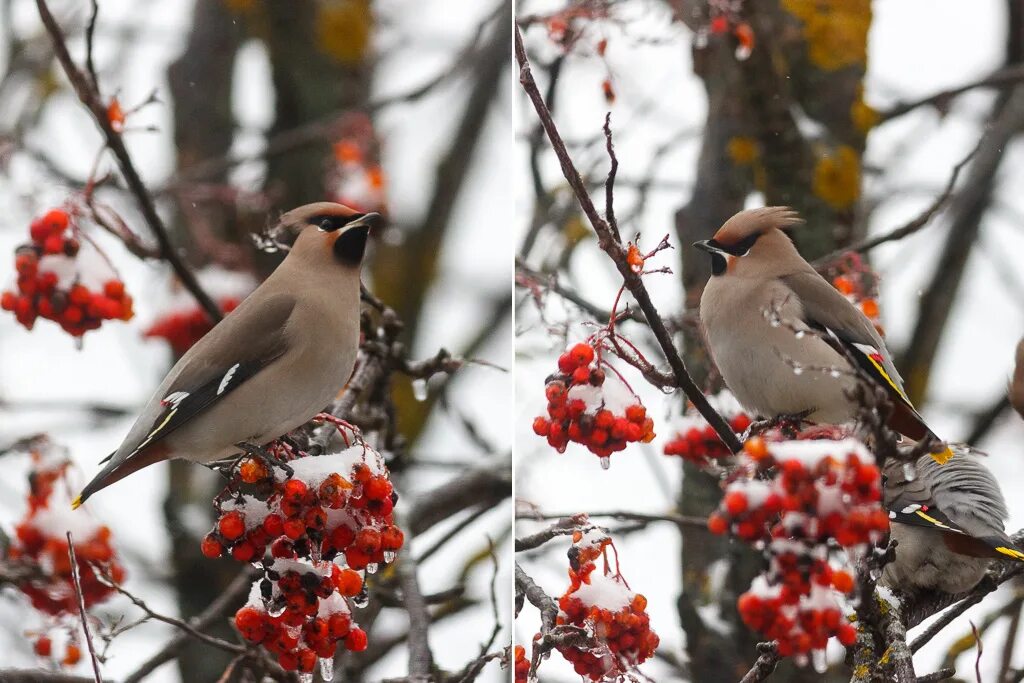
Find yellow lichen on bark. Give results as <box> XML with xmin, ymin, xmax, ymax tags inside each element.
<box><xmin>316</xmin><ymin>0</ymin><xmax>373</xmax><ymax>65</ymax></box>
<box><xmin>727</xmin><ymin>136</ymin><xmax>760</xmax><ymax>166</ymax></box>
<box><xmin>851</xmin><ymin>85</ymin><xmax>879</xmax><ymax>133</ymax></box>
<box><xmin>812</xmin><ymin>145</ymin><xmax>861</xmax><ymax>209</ymax></box>
<box><xmin>782</xmin><ymin>0</ymin><xmax>871</xmax><ymax>71</ymax></box>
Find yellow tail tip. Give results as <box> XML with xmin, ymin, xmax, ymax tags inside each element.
<box><xmin>930</xmin><ymin>446</ymin><xmax>954</xmax><ymax>465</ymax></box>
<box><xmin>71</xmin><ymin>495</ymin><xmax>83</xmax><ymax>510</ymax></box>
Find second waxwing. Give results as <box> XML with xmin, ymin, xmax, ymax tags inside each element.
<box><xmin>695</xmin><ymin>206</ymin><xmax>952</xmax><ymax>463</ymax></box>
<box><xmin>73</xmin><ymin>202</ymin><xmax>381</xmax><ymax>508</ymax></box>
<box><xmin>881</xmin><ymin>448</ymin><xmax>1021</xmax><ymax>594</ymax></box>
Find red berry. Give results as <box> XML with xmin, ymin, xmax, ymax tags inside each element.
<box><xmin>569</xmin><ymin>343</ymin><xmax>595</xmax><ymax>366</ymax></box>
<box><xmin>355</xmin><ymin>528</ymin><xmax>381</xmax><ymax>554</ymax></box>
<box><xmin>328</xmin><ymin>612</ymin><xmax>352</xmax><ymax>637</ymax></box>
<box><xmin>283</xmin><ymin>478</ymin><xmax>308</xmax><ymax>500</ymax></box>
<box><xmin>262</xmin><ymin>514</ymin><xmax>284</xmax><ymax>536</ymax></box>
<box><xmin>218</xmin><ymin>511</ymin><xmax>246</xmax><ymax>540</ymax></box>
<box><xmin>200</xmin><ymin>534</ymin><xmax>223</xmax><ymax>558</ymax></box>
<box><xmin>571</xmin><ymin>366</ymin><xmax>590</xmax><ymax>385</ymax></box>
<box><xmin>231</xmin><ymin>541</ymin><xmax>257</xmax><ymax>562</ymax></box>
<box><xmin>336</xmin><ymin>568</ymin><xmax>363</xmax><ymax>596</ymax></box>
<box><xmin>345</xmin><ymin>627</ymin><xmax>368</xmax><ymax>652</ymax></box>
<box><xmin>33</xmin><ymin>636</ymin><xmax>52</xmax><ymax>657</ymax></box>
<box><xmin>364</xmin><ymin>476</ymin><xmax>392</xmax><ymax>500</ymax></box>
<box><xmin>43</xmin><ymin>234</ymin><xmax>63</xmax><ymax>255</ymax></box>
<box><xmin>532</xmin><ymin>417</ymin><xmax>550</xmax><ymax>436</ymax></box>
<box><xmin>103</xmin><ymin>280</ymin><xmax>125</xmax><ymax>299</ymax></box>
<box><xmin>283</xmin><ymin>517</ymin><xmax>306</xmax><ymax>540</ymax></box>
<box><xmin>42</xmin><ymin>209</ymin><xmax>69</xmax><ymax>233</ymax></box>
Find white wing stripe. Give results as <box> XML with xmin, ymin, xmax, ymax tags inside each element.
<box><xmin>217</xmin><ymin>363</ymin><xmax>240</xmax><ymax>395</ymax></box>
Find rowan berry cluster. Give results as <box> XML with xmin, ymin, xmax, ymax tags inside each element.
<box><xmin>532</xmin><ymin>342</ymin><xmax>655</xmax><ymax>468</ymax></box>
<box><xmin>2</xmin><ymin>209</ymin><xmax>133</xmax><ymax>336</ymax></box>
<box><xmin>201</xmin><ymin>438</ymin><xmax>401</xmax><ymax>676</ymax></box>
<box><xmin>553</xmin><ymin>529</ymin><xmax>659</xmax><ymax>681</ymax></box>
<box><xmin>4</xmin><ymin>440</ymin><xmax>125</xmax><ymax>667</ymax></box>
<box><xmin>329</xmin><ymin>115</ymin><xmax>386</xmax><ymax>215</ymax></box>
<box><xmin>708</xmin><ymin>435</ymin><xmax>886</xmax><ymax>665</ymax></box>
<box><xmin>663</xmin><ymin>393</ymin><xmax>752</xmax><ymax>463</ymax></box>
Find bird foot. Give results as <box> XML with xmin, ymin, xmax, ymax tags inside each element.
<box><xmin>235</xmin><ymin>441</ymin><xmax>294</xmax><ymax>479</ymax></box>
<box><xmin>742</xmin><ymin>410</ymin><xmax>814</xmax><ymax>441</ymax></box>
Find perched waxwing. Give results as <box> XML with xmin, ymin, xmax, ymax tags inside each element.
<box><xmin>73</xmin><ymin>203</ymin><xmax>380</xmax><ymax>508</ymax></box>
<box><xmin>881</xmin><ymin>448</ymin><xmax>1022</xmax><ymax>594</ymax></box>
<box><xmin>695</xmin><ymin>206</ymin><xmax>952</xmax><ymax>463</ymax></box>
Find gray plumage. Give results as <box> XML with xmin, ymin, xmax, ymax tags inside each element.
<box><xmin>75</xmin><ymin>202</ymin><xmax>379</xmax><ymax>507</ymax></box>
<box><xmin>881</xmin><ymin>449</ymin><xmax>1010</xmax><ymax>594</ymax></box>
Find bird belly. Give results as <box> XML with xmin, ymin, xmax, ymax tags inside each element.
<box><xmin>707</xmin><ymin>324</ymin><xmax>858</xmax><ymax>424</ymax></box>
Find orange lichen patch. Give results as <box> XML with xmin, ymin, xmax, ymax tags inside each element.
<box><xmin>316</xmin><ymin>0</ymin><xmax>373</xmax><ymax>65</ymax></box>
<box><xmin>813</xmin><ymin>145</ymin><xmax>861</xmax><ymax>210</ymax></box>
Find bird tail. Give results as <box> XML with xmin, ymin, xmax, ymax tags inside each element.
<box><xmin>72</xmin><ymin>443</ymin><xmax>170</xmax><ymax>509</ymax></box>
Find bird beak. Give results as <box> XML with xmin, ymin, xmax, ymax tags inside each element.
<box><xmin>693</xmin><ymin>240</ymin><xmax>726</xmax><ymax>256</ymax></box>
<box><xmin>349</xmin><ymin>212</ymin><xmax>383</xmax><ymax>232</ymax></box>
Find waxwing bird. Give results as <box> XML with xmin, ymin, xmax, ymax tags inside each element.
<box><xmin>73</xmin><ymin>203</ymin><xmax>381</xmax><ymax>508</ymax></box>
<box><xmin>881</xmin><ymin>448</ymin><xmax>1023</xmax><ymax>594</ymax></box>
<box><xmin>695</xmin><ymin>206</ymin><xmax>952</xmax><ymax>463</ymax></box>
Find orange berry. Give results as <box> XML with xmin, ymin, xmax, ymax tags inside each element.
<box><xmin>200</xmin><ymin>534</ymin><xmax>223</xmax><ymax>558</ymax></box>
<box><xmin>707</xmin><ymin>513</ymin><xmax>728</xmax><ymax>534</ymax></box>
<box><xmin>861</xmin><ymin>299</ymin><xmax>879</xmax><ymax>318</ymax></box>
<box><xmin>34</xmin><ymin>636</ymin><xmax>52</xmax><ymax>657</ymax></box>
<box><xmin>832</xmin><ymin>570</ymin><xmax>854</xmax><ymax>594</ymax></box>
<box><xmin>723</xmin><ymin>490</ymin><xmax>748</xmax><ymax>516</ymax></box>
<box><xmin>345</xmin><ymin>627</ymin><xmax>368</xmax><ymax>652</ymax></box>
<box><xmin>335</xmin><ymin>568</ymin><xmax>363</xmax><ymax>596</ymax></box>
<box><xmin>744</xmin><ymin>436</ymin><xmax>769</xmax><ymax>461</ymax></box>
<box><xmin>62</xmin><ymin>643</ymin><xmax>81</xmax><ymax>666</ymax></box>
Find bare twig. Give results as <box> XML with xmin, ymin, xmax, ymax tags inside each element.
<box><xmin>515</xmin><ymin>25</ymin><xmax>741</xmax><ymax>454</ymax></box>
<box><xmin>396</xmin><ymin>537</ymin><xmax>434</xmax><ymax>681</ymax></box>
<box><xmin>737</xmin><ymin>642</ymin><xmax>779</xmax><ymax>682</ymax></box>
<box><xmin>66</xmin><ymin>533</ymin><xmax>102</xmax><ymax>683</ymax></box>
<box><xmin>879</xmin><ymin>63</ymin><xmax>1024</xmax><ymax>123</ymax></box>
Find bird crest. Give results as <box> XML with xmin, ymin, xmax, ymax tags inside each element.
<box><xmin>714</xmin><ymin>206</ymin><xmax>804</xmax><ymax>246</ymax></box>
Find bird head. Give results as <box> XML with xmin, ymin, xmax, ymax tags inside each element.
<box><xmin>265</xmin><ymin>202</ymin><xmax>382</xmax><ymax>268</ymax></box>
<box><xmin>693</xmin><ymin>206</ymin><xmax>804</xmax><ymax>277</ymax></box>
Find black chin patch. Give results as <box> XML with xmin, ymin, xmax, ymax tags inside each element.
<box><xmin>334</xmin><ymin>225</ymin><xmax>369</xmax><ymax>265</ymax></box>
<box><xmin>710</xmin><ymin>252</ymin><xmax>727</xmax><ymax>276</ymax></box>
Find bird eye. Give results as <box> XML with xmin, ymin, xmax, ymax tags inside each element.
<box><xmin>318</xmin><ymin>218</ymin><xmax>334</xmax><ymax>232</ymax></box>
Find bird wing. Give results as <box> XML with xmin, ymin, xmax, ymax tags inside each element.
<box><xmin>884</xmin><ymin>457</ymin><xmax>1024</xmax><ymax>561</ymax></box>
<box><xmin>106</xmin><ymin>293</ymin><xmax>297</xmax><ymax>465</ymax></box>
<box><xmin>781</xmin><ymin>271</ymin><xmax>950</xmax><ymax>463</ymax></box>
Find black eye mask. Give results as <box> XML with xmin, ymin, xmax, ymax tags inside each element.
<box><xmin>313</xmin><ymin>214</ymin><xmax>363</xmax><ymax>233</ymax></box>
<box><xmin>708</xmin><ymin>232</ymin><xmax>761</xmax><ymax>256</ymax></box>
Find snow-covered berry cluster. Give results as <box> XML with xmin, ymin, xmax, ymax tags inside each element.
<box><xmin>554</xmin><ymin>529</ymin><xmax>659</xmax><ymax>680</ymax></box>
<box><xmin>4</xmin><ymin>440</ymin><xmax>125</xmax><ymax>667</ymax></box>
<box><xmin>709</xmin><ymin>435</ymin><xmax>887</xmax><ymax>664</ymax></box>
<box><xmin>663</xmin><ymin>392</ymin><xmax>751</xmax><ymax>463</ymax></box>
<box><xmin>532</xmin><ymin>342</ymin><xmax>655</xmax><ymax>468</ymax></box>
<box><xmin>201</xmin><ymin>436</ymin><xmax>401</xmax><ymax>675</ymax></box>
<box><xmin>144</xmin><ymin>266</ymin><xmax>257</xmax><ymax>354</ymax></box>
<box><xmin>1</xmin><ymin>208</ymin><xmax>133</xmax><ymax>336</ymax></box>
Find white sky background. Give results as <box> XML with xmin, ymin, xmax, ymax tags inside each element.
<box><xmin>515</xmin><ymin>0</ymin><xmax>1024</xmax><ymax>680</ymax></box>
<box><xmin>0</xmin><ymin>0</ymin><xmax>512</xmax><ymax>681</ymax></box>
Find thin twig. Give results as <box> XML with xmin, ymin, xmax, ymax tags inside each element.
<box><xmin>738</xmin><ymin>642</ymin><xmax>779</xmax><ymax>682</ymax></box>
<box><xmin>814</xmin><ymin>139</ymin><xmax>982</xmax><ymax>267</ymax></box>
<box><xmin>66</xmin><ymin>533</ymin><xmax>102</xmax><ymax>683</ymax></box>
<box><xmin>397</xmin><ymin>533</ymin><xmax>434</xmax><ymax>681</ymax></box>
<box><xmin>879</xmin><ymin>63</ymin><xmax>1024</xmax><ymax>123</ymax></box>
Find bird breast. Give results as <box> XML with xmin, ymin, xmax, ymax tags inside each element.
<box><xmin>699</xmin><ymin>277</ymin><xmax>858</xmax><ymax>423</ymax></box>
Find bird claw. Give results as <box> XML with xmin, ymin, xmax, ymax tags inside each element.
<box><xmin>743</xmin><ymin>410</ymin><xmax>814</xmax><ymax>441</ymax></box>
<box><xmin>235</xmin><ymin>441</ymin><xmax>295</xmax><ymax>479</ymax></box>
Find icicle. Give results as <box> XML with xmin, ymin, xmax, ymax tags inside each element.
<box><xmin>383</xmin><ymin>550</ymin><xmax>397</xmax><ymax>563</ymax></box>
<box><xmin>365</xmin><ymin>562</ymin><xmax>379</xmax><ymax>575</ymax></box>
<box><xmin>319</xmin><ymin>656</ymin><xmax>334</xmax><ymax>681</ymax></box>
<box><xmin>353</xmin><ymin>588</ymin><xmax>369</xmax><ymax>608</ymax></box>
<box><xmin>599</xmin><ymin>456</ymin><xmax>610</xmax><ymax>470</ymax></box>
<box><xmin>298</xmin><ymin>673</ymin><xmax>313</xmax><ymax>683</ymax></box>
<box><xmin>811</xmin><ymin>649</ymin><xmax>827</xmax><ymax>673</ymax></box>
<box><xmin>412</xmin><ymin>378</ymin><xmax>428</xmax><ymax>401</ymax></box>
